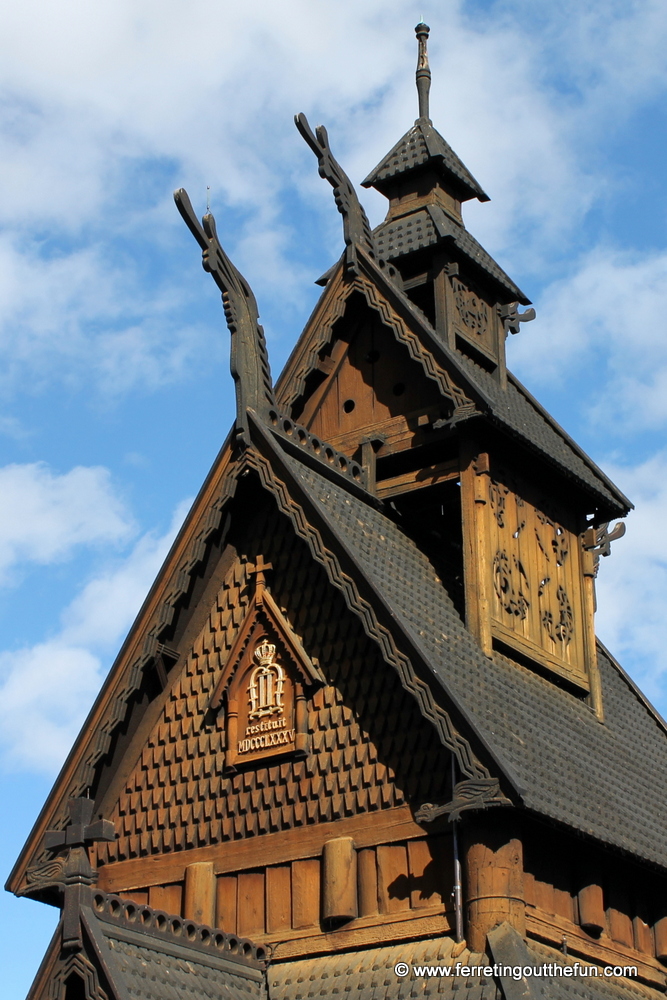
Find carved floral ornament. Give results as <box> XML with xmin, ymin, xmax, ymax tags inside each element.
<box><xmin>480</xmin><ymin>466</ymin><xmax>591</xmax><ymax>686</ymax></box>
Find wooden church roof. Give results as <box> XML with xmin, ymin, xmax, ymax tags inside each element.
<box><xmin>9</xmin><ymin>21</ymin><xmax>664</xmax><ymax>1000</ymax></box>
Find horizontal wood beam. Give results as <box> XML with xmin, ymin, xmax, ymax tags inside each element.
<box><xmin>97</xmin><ymin>806</ymin><xmax>433</xmax><ymax>894</ymax></box>
<box><xmin>269</xmin><ymin>906</ymin><xmax>451</xmax><ymax>960</ymax></box>
<box><xmin>527</xmin><ymin>906</ymin><xmax>666</xmax><ymax>989</ymax></box>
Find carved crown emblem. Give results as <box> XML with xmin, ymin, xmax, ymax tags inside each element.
<box><xmin>254</xmin><ymin>640</ymin><xmax>276</xmax><ymax>666</ymax></box>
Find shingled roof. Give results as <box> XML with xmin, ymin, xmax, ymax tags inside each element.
<box><xmin>372</xmin><ymin>205</ymin><xmax>529</xmax><ymax>303</ymax></box>
<box><xmin>362</xmin><ymin>120</ymin><xmax>489</xmax><ymax>203</ymax></box>
<box><xmin>27</xmin><ymin>891</ymin><xmax>268</xmax><ymax>1000</ymax></box>
<box><xmin>277</xmin><ymin>450</ymin><xmax>667</xmax><ymax>870</ymax></box>
<box><xmin>268</xmin><ymin>928</ymin><xmax>654</xmax><ymax>1000</ymax></box>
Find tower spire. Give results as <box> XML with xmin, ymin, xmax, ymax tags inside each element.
<box><xmin>415</xmin><ymin>21</ymin><xmax>431</xmax><ymax>122</ymax></box>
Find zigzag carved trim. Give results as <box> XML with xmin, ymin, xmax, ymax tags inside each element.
<box><xmin>244</xmin><ymin>448</ymin><xmax>490</xmax><ymax>782</ymax></box>
<box><xmin>278</xmin><ymin>270</ymin><xmax>472</xmax><ymax>415</ymax></box>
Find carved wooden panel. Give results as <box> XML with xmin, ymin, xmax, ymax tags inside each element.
<box><xmin>484</xmin><ymin>466</ymin><xmax>590</xmax><ymax>686</ymax></box>
<box><xmin>448</xmin><ymin>274</ymin><xmax>499</xmax><ymax>362</ymax></box>
<box><xmin>97</xmin><ymin>503</ymin><xmax>450</xmax><ymax>867</ymax></box>
<box><xmin>230</xmin><ymin>631</ymin><xmax>297</xmax><ymax>764</ymax></box>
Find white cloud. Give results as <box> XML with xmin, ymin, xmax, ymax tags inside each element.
<box><xmin>0</xmin><ymin>1</ymin><xmax>665</xmax><ymax>398</ymax></box>
<box><xmin>595</xmin><ymin>452</ymin><xmax>667</xmax><ymax>706</ymax></box>
<box><xmin>0</xmin><ymin>462</ymin><xmax>133</xmax><ymax>584</ymax></box>
<box><xmin>0</xmin><ymin>498</ymin><xmax>190</xmax><ymax>772</ymax></box>
<box><xmin>510</xmin><ymin>248</ymin><xmax>667</xmax><ymax>433</ymax></box>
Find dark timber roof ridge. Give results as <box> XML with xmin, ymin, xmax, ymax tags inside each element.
<box><xmin>355</xmin><ymin>249</ymin><xmax>630</xmax><ymax>515</ymax></box>
<box><xmin>362</xmin><ymin>119</ymin><xmax>490</xmax><ymax>203</ymax></box>
<box><xmin>272</xmin><ymin>445</ymin><xmax>667</xmax><ymax>871</ymax></box>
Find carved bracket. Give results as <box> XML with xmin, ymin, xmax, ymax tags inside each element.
<box><xmin>583</xmin><ymin>521</ymin><xmax>626</xmax><ymax>576</ymax></box>
<box><xmin>499</xmin><ymin>301</ymin><xmax>536</xmax><ymax>335</ymax></box>
<box><xmin>42</xmin><ymin>797</ymin><xmax>116</xmax><ymax>950</ymax></box>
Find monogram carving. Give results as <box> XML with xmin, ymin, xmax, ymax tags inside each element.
<box><xmin>208</xmin><ymin>576</ymin><xmax>323</xmax><ymax>769</ymax></box>
<box><xmin>485</xmin><ymin>470</ymin><xmax>589</xmax><ymax>687</ymax></box>
<box><xmin>236</xmin><ymin>639</ymin><xmax>296</xmax><ymax>759</ymax></box>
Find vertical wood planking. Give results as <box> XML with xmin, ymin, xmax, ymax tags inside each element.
<box><xmin>236</xmin><ymin>871</ymin><xmax>265</xmax><ymax>937</ymax></box>
<box><xmin>149</xmin><ymin>883</ymin><xmax>182</xmax><ymax>916</ymax></box>
<box><xmin>237</xmin><ymin>871</ymin><xmax>265</xmax><ymax>938</ymax></box>
<box><xmin>377</xmin><ymin>843</ymin><xmax>410</xmax><ymax>914</ymax></box>
<box><xmin>292</xmin><ymin>858</ymin><xmax>320</xmax><ymax>929</ymax></box>
<box><xmin>216</xmin><ymin>875</ymin><xmax>238</xmax><ymax>934</ymax></box>
<box><xmin>119</xmin><ymin>889</ymin><xmax>148</xmax><ymax>905</ymax></box>
<box><xmin>634</xmin><ymin>916</ymin><xmax>655</xmax><ymax>956</ymax></box>
<box><xmin>358</xmin><ymin>848</ymin><xmax>378</xmax><ymax>917</ymax></box>
<box><xmin>407</xmin><ymin>837</ymin><xmax>442</xmax><ymax>909</ymax></box>
<box><xmin>266</xmin><ymin>865</ymin><xmax>292</xmax><ymax>934</ymax></box>
<box><xmin>184</xmin><ymin>861</ymin><xmax>216</xmax><ymax>926</ymax></box>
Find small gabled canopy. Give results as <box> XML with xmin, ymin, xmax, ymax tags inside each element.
<box><xmin>362</xmin><ymin>118</ymin><xmax>490</xmax><ymax>204</ymax></box>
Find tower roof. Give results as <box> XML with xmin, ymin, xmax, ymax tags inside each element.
<box><xmin>362</xmin><ymin>117</ymin><xmax>489</xmax><ymax>203</ymax></box>
<box><xmin>362</xmin><ymin>22</ymin><xmax>489</xmax><ymax>203</ymax></box>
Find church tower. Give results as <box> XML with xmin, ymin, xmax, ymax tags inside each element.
<box><xmin>8</xmin><ymin>23</ymin><xmax>667</xmax><ymax>1000</ymax></box>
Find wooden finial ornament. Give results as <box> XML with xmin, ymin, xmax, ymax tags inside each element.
<box><xmin>415</xmin><ymin>21</ymin><xmax>431</xmax><ymax>122</ymax></box>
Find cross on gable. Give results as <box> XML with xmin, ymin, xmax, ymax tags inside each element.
<box><xmin>44</xmin><ymin>796</ymin><xmax>115</xmax><ymax>853</ymax></box>
<box><xmin>44</xmin><ymin>797</ymin><xmax>116</xmax><ymax>952</ymax></box>
<box><xmin>247</xmin><ymin>555</ymin><xmax>273</xmax><ymax>602</ymax></box>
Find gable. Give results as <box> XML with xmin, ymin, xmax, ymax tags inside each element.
<box><xmin>299</xmin><ymin>294</ymin><xmax>446</xmax><ymax>458</ymax></box>
<box><xmin>94</xmin><ymin>497</ymin><xmax>452</xmax><ymax>870</ymax></box>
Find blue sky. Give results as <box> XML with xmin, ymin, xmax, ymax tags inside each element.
<box><xmin>1</xmin><ymin>0</ymin><xmax>667</xmax><ymax>994</ymax></box>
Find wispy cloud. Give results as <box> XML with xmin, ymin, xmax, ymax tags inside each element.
<box><xmin>511</xmin><ymin>248</ymin><xmax>667</xmax><ymax>434</ymax></box>
<box><xmin>0</xmin><ymin>497</ymin><xmax>189</xmax><ymax>773</ymax></box>
<box><xmin>595</xmin><ymin>452</ymin><xmax>667</xmax><ymax>704</ymax></box>
<box><xmin>0</xmin><ymin>462</ymin><xmax>133</xmax><ymax>584</ymax></box>
<box><xmin>0</xmin><ymin>1</ymin><xmax>665</xmax><ymax>400</ymax></box>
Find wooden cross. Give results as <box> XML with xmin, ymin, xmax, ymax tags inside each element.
<box><xmin>45</xmin><ymin>796</ymin><xmax>115</xmax><ymax>853</ymax></box>
<box><xmin>44</xmin><ymin>797</ymin><xmax>115</xmax><ymax>951</ymax></box>
<box><xmin>248</xmin><ymin>555</ymin><xmax>273</xmax><ymax>603</ymax></box>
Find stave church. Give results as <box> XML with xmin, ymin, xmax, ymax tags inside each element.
<box><xmin>9</xmin><ymin>22</ymin><xmax>667</xmax><ymax>1000</ymax></box>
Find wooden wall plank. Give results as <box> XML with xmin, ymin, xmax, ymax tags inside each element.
<box><xmin>634</xmin><ymin>916</ymin><xmax>654</xmax><ymax>956</ymax></box>
<box><xmin>377</xmin><ymin>844</ymin><xmax>409</xmax><ymax>914</ymax></box>
<box><xmin>237</xmin><ymin>871</ymin><xmax>265</xmax><ymax>938</ymax></box>
<box><xmin>407</xmin><ymin>838</ymin><xmax>443</xmax><ymax>909</ymax></box>
<box><xmin>148</xmin><ymin>883</ymin><xmax>182</xmax><ymax>917</ymax></box>
<box><xmin>216</xmin><ymin>875</ymin><xmax>237</xmax><ymax>935</ymax></box>
<box><xmin>119</xmin><ymin>889</ymin><xmax>148</xmax><ymax>905</ymax></box>
<box><xmin>292</xmin><ymin>858</ymin><xmax>320</xmax><ymax>929</ymax></box>
<box><xmin>357</xmin><ymin>848</ymin><xmax>378</xmax><ymax>917</ymax></box>
<box><xmin>266</xmin><ymin>865</ymin><xmax>292</xmax><ymax>934</ymax></box>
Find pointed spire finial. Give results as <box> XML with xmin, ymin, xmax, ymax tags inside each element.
<box><xmin>415</xmin><ymin>21</ymin><xmax>431</xmax><ymax>122</ymax></box>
